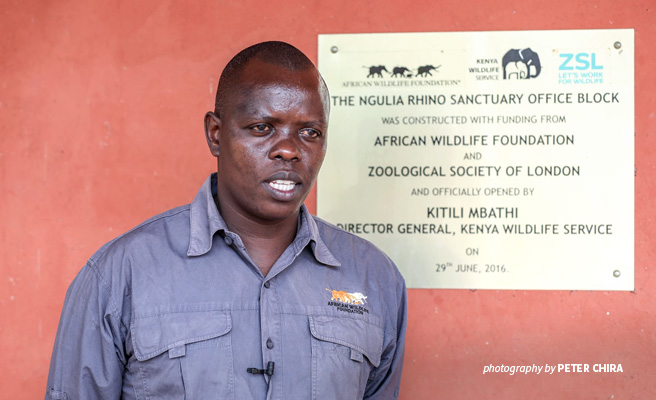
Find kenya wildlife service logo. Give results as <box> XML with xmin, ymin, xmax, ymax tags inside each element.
<box><xmin>326</xmin><ymin>288</ymin><xmax>370</xmax><ymax>314</ymax></box>
<box><xmin>502</xmin><ymin>48</ymin><xmax>541</xmax><ymax>79</ymax></box>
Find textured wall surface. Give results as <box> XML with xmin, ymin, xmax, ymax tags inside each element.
<box><xmin>1</xmin><ymin>0</ymin><xmax>653</xmax><ymax>398</ymax></box>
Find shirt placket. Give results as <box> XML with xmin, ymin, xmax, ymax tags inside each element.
<box><xmin>259</xmin><ymin>276</ymin><xmax>280</xmax><ymax>400</ymax></box>
<box><xmin>259</xmin><ymin>238</ymin><xmax>309</xmax><ymax>400</ymax></box>
<box><xmin>223</xmin><ymin>232</ymin><xmax>279</xmax><ymax>398</ymax></box>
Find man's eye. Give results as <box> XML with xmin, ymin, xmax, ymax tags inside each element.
<box><xmin>249</xmin><ymin>124</ymin><xmax>271</xmax><ymax>134</ymax></box>
<box><xmin>300</xmin><ymin>128</ymin><xmax>321</xmax><ymax>138</ymax></box>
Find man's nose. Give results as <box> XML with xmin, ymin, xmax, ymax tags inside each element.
<box><xmin>268</xmin><ymin>132</ymin><xmax>300</xmax><ymax>161</ymax></box>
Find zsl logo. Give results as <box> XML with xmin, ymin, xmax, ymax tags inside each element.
<box><xmin>559</xmin><ymin>53</ymin><xmax>603</xmax><ymax>71</ymax></box>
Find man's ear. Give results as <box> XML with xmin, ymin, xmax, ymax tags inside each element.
<box><xmin>204</xmin><ymin>111</ymin><xmax>221</xmax><ymax>157</ymax></box>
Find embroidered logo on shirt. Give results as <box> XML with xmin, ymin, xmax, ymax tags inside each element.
<box><xmin>326</xmin><ymin>288</ymin><xmax>369</xmax><ymax>314</ymax></box>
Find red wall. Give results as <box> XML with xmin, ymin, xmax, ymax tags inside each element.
<box><xmin>1</xmin><ymin>1</ymin><xmax>654</xmax><ymax>398</ymax></box>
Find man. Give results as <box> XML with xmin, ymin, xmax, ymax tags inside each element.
<box><xmin>47</xmin><ymin>41</ymin><xmax>407</xmax><ymax>399</ymax></box>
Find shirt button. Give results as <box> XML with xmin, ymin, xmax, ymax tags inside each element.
<box><xmin>264</xmin><ymin>281</ymin><xmax>270</xmax><ymax>288</ymax></box>
<box><xmin>224</xmin><ymin>236</ymin><xmax>233</xmax><ymax>245</ymax></box>
<box><xmin>266</xmin><ymin>338</ymin><xmax>274</xmax><ymax>349</ymax></box>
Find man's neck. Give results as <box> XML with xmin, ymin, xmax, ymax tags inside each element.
<box><xmin>215</xmin><ymin>196</ymin><xmax>299</xmax><ymax>277</ymax></box>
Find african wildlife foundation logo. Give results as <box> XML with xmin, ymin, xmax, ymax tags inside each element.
<box><xmin>326</xmin><ymin>288</ymin><xmax>370</xmax><ymax>315</ymax></box>
<box><xmin>364</xmin><ymin>64</ymin><xmax>441</xmax><ymax>78</ymax></box>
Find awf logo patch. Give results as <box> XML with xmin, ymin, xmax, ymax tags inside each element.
<box><xmin>326</xmin><ymin>288</ymin><xmax>370</xmax><ymax>315</ymax></box>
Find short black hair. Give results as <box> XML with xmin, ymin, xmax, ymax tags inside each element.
<box><xmin>214</xmin><ymin>41</ymin><xmax>323</xmax><ymax>116</ymax></box>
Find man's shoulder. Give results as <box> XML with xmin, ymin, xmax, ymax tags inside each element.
<box><xmin>310</xmin><ymin>214</ymin><xmax>398</xmax><ymax>268</ymax></box>
<box><xmin>311</xmin><ymin>214</ymin><xmax>365</xmax><ymax>240</ymax></box>
<box><xmin>88</xmin><ymin>204</ymin><xmax>191</xmax><ymax>266</ymax></box>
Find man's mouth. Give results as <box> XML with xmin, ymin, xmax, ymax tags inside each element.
<box><xmin>264</xmin><ymin>171</ymin><xmax>303</xmax><ymax>200</ymax></box>
<box><xmin>267</xmin><ymin>179</ymin><xmax>297</xmax><ymax>192</ymax></box>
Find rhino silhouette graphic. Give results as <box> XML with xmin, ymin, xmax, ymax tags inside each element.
<box><xmin>326</xmin><ymin>288</ymin><xmax>368</xmax><ymax>305</ymax></box>
<box><xmin>365</xmin><ymin>65</ymin><xmax>389</xmax><ymax>78</ymax></box>
<box><xmin>502</xmin><ymin>48</ymin><xmax>541</xmax><ymax>79</ymax></box>
<box><xmin>391</xmin><ymin>66</ymin><xmax>412</xmax><ymax>78</ymax></box>
<box><xmin>416</xmin><ymin>65</ymin><xmax>440</xmax><ymax>77</ymax></box>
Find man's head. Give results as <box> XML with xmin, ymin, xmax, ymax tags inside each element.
<box><xmin>214</xmin><ymin>41</ymin><xmax>329</xmax><ymax>117</ymax></box>
<box><xmin>204</xmin><ymin>41</ymin><xmax>330</xmax><ymax>226</ymax></box>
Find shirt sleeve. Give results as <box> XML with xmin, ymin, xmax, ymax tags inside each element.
<box><xmin>46</xmin><ymin>263</ymin><xmax>126</xmax><ymax>400</ymax></box>
<box><xmin>363</xmin><ymin>274</ymin><xmax>408</xmax><ymax>399</ymax></box>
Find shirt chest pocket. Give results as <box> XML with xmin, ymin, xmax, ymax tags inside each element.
<box><xmin>131</xmin><ymin>310</ymin><xmax>235</xmax><ymax>400</ymax></box>
<box><xmin>308</xmin><ymin>315</ymin><xmax>384</xmax><ymax>400</ymax></box>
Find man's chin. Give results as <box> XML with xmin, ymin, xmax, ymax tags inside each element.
<box><xmin>253</xmin><ymin>201</ymin><xmax>305</xmax><ymax>223</ymax></box>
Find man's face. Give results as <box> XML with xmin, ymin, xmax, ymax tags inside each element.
<box><xmin>206</xmin><ymin>59</ymin><xmax>329</xmax><ymax>225</ymax></box>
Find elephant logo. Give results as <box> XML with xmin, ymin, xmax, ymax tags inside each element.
<box><xmin>416</xmin><ymin>65</ymin><xmax>440</xmax><ymax>77</ymax></box>
<box><xmin>365</xmin><ymin>65</ymin><xmax>389</xmax><ymax>78</ymax></box>
<box><xmin>391</xmin><ymin>66</ymin><xmax>412</xmax><ymax>78</ymax></box>
<box><xmin>362</xmin><ymin>64</ymin><xmax>441</xmax><ymax>79</ymax></box>
<box><xmin>502</xmin><ymin>48</ymin><xmax>541</xmax><ymax>79</ymax></box>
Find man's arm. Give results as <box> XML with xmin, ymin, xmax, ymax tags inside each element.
<box><xmin>46</xmin><ymin>263</ymin><xmax>126</xmax><ymax>400</ymax></box>
<box><xmin>364</xmin><ymin>276</ymin><xmax>408</xmax><ymax>399</ymax></box>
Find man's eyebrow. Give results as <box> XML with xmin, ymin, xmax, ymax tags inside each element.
<box><xmin>241</xmin><ymin>113</ymin><xmax>281</xmax><ymax>122</ymax></box>
<box><xmin>300</xmin><ymin>119</ymin><xmax>327</xmax><ymax>127</ymax></box>
<box><xmin>237</xmin><ymin>108</ymin><xmax>326</xmax><ymax>124</ymax></box>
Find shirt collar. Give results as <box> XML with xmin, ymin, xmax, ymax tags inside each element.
<box><xmin>187</xmin><ymin>173</ymin><xmax>340</xmax><ymax>267</ymax></box>
<box><xmin>296</xmin><ymin>203</ymin><xmax>341</xmax><ymax>267</ymax></box>
<box><xmin>187</xmin><ymin>173</ymin><xmax>227</xmax><ymax>257</ymax></box>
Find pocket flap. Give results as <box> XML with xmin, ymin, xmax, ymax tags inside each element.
<box><xmin>132</xmin><ymin>310</ymin><xmax>231</xmax><ymax>361</ymax></box>
<box><xmin>309</xmin><ymin>315</ymin><xmax>384</xmax><ymax>367</ymax></box>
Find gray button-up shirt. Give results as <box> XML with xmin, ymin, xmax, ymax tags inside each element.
<box><xmin>47</xmin><ymin>174</ymin><xmax>407</xmax><ymax>399</ymax></box>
